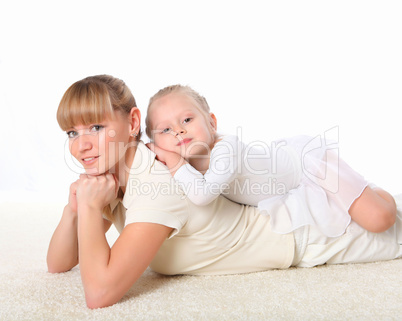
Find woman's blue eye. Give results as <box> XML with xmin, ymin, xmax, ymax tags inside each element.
<box><xmin>66</xmin><ymin>125</ymin><xmax>104</xmax><ymax>138</ymax></box>
<box><xmin>67</xmin><ymin>131</ymin><xmax>78</xmax><ymax>138</ymax></box>
<box><xmin>90</xmin><ymin>125</ymin><xmax>104</xmax><ymax>132</ymax></box>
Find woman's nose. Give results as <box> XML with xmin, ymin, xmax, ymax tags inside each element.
<box><xmin>77</xmin><ymin>134</ymin><xmax>93</xmax><ymax>151</ymax></box>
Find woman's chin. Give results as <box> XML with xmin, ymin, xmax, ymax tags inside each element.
<box><xmin>84</xmin><ymin>167</ymin><xmax>103</xmax><ymax>176</ymax></box>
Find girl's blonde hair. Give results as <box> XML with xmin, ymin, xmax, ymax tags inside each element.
<box><xmin>145</xmin><ymin>84</ymin><xmax>212</xmax><ymax>139</ymax></box>
<box><xmin>57</xmin><ymin>75</ymin><xmax>140</xmax><ymax>222</ymax></box>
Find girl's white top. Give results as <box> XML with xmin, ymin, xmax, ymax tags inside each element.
<box><xmin>174</xmin><ymin>135</ymin><xmax>368</xmax><ymax>237</ymax></box>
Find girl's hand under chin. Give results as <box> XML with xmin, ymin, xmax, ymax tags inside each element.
<box><xmin>146</xmin><ymin>143</ymin><xmax>187</xmax><ymax>176</ymax></box>
<box><xmin>75</xmin><ymin>173</ymin><xmax>119</xmax><ymax>212</ymax></box>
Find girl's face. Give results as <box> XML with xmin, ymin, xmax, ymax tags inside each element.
<box><xmin>66</xmin><ymin>111</ymin><xmax>133</xmax><ymax>176</ymax></box>
<box><xmin>148</xmin><ymin>93</ymin><xmax>216</xmax><ymax>159</ymax></box>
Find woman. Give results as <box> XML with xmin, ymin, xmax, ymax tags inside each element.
<box><xmin>47</xmin><ymin>75</ymin><xmax>402</xmax><ymax>309</ymax></box>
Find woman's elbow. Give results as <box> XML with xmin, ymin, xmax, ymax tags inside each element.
<box><xmin>47</xmin><ymin>266</ymin><xmax>61</xmax><ymax>274</ymax></box>
<box><xmin>47</xmin><ymin>261</ymin><xmax>70</xmax><ymax>274</ymax></box>
<box><xmin>84</xmin><ymin>286</ymin><xmax>121</xmax><ymax>309</ymax></box>
<box><xmin>47</xmin><ymin>257</ymin><xmax>77</xmax><ymax>274</ymax></box>
<box><xmin>85</xmin><ymin>296</ymin><xmax>120</xmax><ymax>310</ymax></box>
<box><xmin>85</xmin><ymin>293</ymin><xmax>109</xmax><ymax>309</ymax></box>
<box><xmin>86</xmin><ymin>297</ymin><xmax>111</xmax><ymax>310</ymax></box>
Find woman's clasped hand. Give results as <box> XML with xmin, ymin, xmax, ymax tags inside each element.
<box><xmin>74</xmin><ymin>174</ymin><xmax>119</xmax><ymax>212</ymax></box>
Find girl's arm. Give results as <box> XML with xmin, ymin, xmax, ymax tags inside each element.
<box><xmin>75</xmin><ymin>174</ymin><xmax>173</xmax><ymax>309</ymax></box>
<box><xmin>148</xmin><ymin>137</ymin><xmax>239</xmax><ymax>206</ymax></box>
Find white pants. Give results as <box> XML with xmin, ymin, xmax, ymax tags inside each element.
<box><xmin>293</xmin><ymin>194</ymin><xmax>402</xmax><ymax>267</ymax></box>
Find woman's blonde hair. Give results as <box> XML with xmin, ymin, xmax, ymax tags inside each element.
<box><xmin>145</xmin><ymin>84</ymin><xmax>212</xmax><ymax>139</ymax></box>
<box><xmin>57</xmin><ymin>74</ymin><xmax>141</xmax><ymax>140</ymax></box>
<box><xmin>57</xmin><ymin>75</ymin><xmax>140</xmax><ymax>222</ymax></box>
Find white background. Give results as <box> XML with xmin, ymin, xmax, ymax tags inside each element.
<box><xmin>0</xmin><ymin>0</ymin><xmax>401</xmax><ymax>203</ymax></box>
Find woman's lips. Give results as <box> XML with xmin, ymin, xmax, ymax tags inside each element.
<box><xmin>177</xmin><ymin>138</ymin><xmax>192</xmax><ymax>146</ymax></box>
<box><xmin>82</xmin><ymin>156</ymin><xmax>99</xmax><ymax>165</ymax></box>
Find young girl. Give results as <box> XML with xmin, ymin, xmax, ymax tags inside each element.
<box><xmin>48</xmin><ymin>75</ymin><xmax>402</xmax><ymax>310</ymax></box>
<box><xmin>145</xmin><ymin>84</ymin><xmax>397</xmax><ymax>237</ymax></box>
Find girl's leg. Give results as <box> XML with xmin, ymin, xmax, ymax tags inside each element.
<box><xmin>295</xmin><ymin>208</ymin><xmax>402</xmax><ymax>268</ymax></box>
<box><xmin>348</xmin><ymin>186</ymin><xmax>397</xmax><ymax>233</ymax></box>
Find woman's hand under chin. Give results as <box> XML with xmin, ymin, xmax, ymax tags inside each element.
<box><xmin>75</xmin><ymin>173</ymin><xmax>119</xmax><ymax>212</ymax></box>
<box><xmin>67</xmin><ymin>180</ymin><xmax>79</xmax><ymax>214</ymax></box>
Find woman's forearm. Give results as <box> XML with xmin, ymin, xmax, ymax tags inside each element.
<box><xmin>47</xmin><ymin>205</ymin><xmax>79</xmax><ymax>273</ymax></box>
<box><xmin>76</xmin><ymin>203</ymin><xmax>173</xmax><ymax>309</ymax></box>
<box><xmin>77</xmin><ymin>205</ymin><xmax>110</xmax><ymax>276</ymax></box>
<box><xmin>77</xmin><ymin>204</ymin><xmax>113</xmax><ymax>307</ymax></box>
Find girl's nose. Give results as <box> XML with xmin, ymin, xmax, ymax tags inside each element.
<box><xmin>174</xmin><ymin>127</ymin><xmax>187</xmax><ymax>136</ymax></box>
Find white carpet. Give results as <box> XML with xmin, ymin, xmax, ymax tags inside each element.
<box><xmin>1</xmin><ymin>202</ymin><xmax>401</xmax><ymax>320</ymax></box>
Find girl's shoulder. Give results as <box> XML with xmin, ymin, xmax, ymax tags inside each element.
<box><xmin>211</xmin><ymin>135</ymin><xmax>242</xmax><ymax>158</ymax></box>
<box><xmin>214</xmin><ymin>134</ymin><xmax>240</xmax><ymax>148</ymax></box>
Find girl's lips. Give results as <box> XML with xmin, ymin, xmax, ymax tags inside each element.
<box><xmin>177</xmin><ymin>138</ymin><xmax>192</xmax><ymax>146</ymax></box>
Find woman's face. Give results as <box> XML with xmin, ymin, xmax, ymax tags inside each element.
<box><xmin>66</xmin><ymin>111</ymin><xmax>133</xmax><ymax>176</ymax></box>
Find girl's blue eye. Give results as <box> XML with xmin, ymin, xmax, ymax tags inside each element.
<box><xmin>162</xmin><ymin>128</ymin><xmax>171</xmax><ymax>134</ymax></box>
<box><xmin>183</xmin><ymin>118</ymin><xmax>192</xmax><ymax>124</ymax></box>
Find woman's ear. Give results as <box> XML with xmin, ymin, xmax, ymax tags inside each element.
<box><xmin>129</xmin><ymin>107</ymin><xmax>141</xmax><ymax>136</ymax></box>
<box><xmin>209</xmin><ymin>113</ymin><xmax>217</xmax><ymax>132</ymax></box>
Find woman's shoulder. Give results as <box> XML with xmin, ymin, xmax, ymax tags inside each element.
<box><xmin>123</xmin><ymin>141</ymin><xmax>189</xmax><ymax>211</ymax></box>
